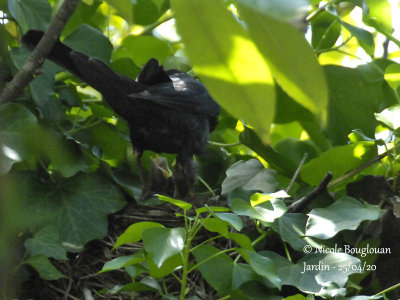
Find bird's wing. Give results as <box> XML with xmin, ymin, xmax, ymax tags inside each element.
<box><xmin>128</xmin><ymin>73</ymin><xmax>219</xmax><ymax>116</ymax></box>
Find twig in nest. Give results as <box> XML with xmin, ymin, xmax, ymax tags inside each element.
<box><xmin>288</xmin><ymin>172</ymin><xmax>333</xmax><ymax>213</ymax></box>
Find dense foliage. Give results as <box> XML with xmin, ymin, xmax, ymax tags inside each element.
<box><xmin>1</xmin><ymin>0</ymin><xmax>400</xmax><ymax>299</ymax></box>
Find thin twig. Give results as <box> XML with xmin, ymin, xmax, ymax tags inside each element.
<box><xmin>286</xmin><ymin>152</ymin><xmax>308</xmax><ymax>194</ymax></box>
<box><xmin>288</xmin><ymin>172</ymin><xmax>333</xmax><ymax>213</ymax></box>
<box><xmin>0</xmin><ymin>0</ymin><xmax>81</xmax><ymax>104</ymax></box>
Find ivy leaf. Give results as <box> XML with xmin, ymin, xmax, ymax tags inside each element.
<box><xmin>221</xmin><ymin>159</ymin><xmax>277</xmax><ymax>194</ymax></box>
<box><xmin>24</xmin><ymin>226</ymin><xmax>67</xmax><ymax>260</ymax></box>
<box><xmin>231</xmin><ymin>198</ymin><xmax>287</xmax><ymax>223</ymax></box>
<box><xmin>0</xmin><ymin>103</ymin><xmax>87</xmax><ymax>177</ymax></box>
<box><xmin>247</xmin><ymin>251</ymin><xmax>281</xmax><ymax>289</ymax></box>
<box><xmin>306</xmin><ymin>197</ymin><xmax>383</xmax><ymax>239</ymax></box>
<box><xmin>25</xmin><ymin>255</ymin><xmax>66</xmax><ymax>280</ymax></box>
<box><xmin>6</xmin><ymin>171</ymin><xmax>126</xmax><ymax>252</ymax></box>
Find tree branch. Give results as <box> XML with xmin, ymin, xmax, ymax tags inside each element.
<box><xmin>0</xmin><ymin>0</ymin><xmax>81</xmax><ymax>104</ymax></box>
<box><xmin>288</xmin><ymin>172</ymin><xmax>333</xmax><ymax>213</ymax></box>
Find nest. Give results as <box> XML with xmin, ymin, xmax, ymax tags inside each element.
<box><xmin>20</xmin><ymin>198</ymin><xmax>225</xmax><ymax>300</ymax></box>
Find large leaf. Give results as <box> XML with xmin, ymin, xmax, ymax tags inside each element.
<box><xmin>63</xmin><ymin>24</ymin><xmax>113</xmax><ymax>63</ymax></box>
<box><xmin>305</xmin><ymin>196</ymin><xmax>382</xmax><ymax>239</ymax></box>
<box><xmin>221</xmin><ymin>159</ymin><xmax>277</xmax><ymax>194</ymax></box>
<box><xmin>8</xmin><ymin>0</ymin><xmax>51</xmax><ymax>32</ymax></box>
<box><xmin>24</xmin><ymin>226</ymin><xmax>67</xmax><ymax>260</ymax></box>
<box><xmin>325</xmin><ymin>65</ymin><xmax>396</xmax><ymax>145</ymax></box>
<box><xmin>237</xmin><ymin>2</ymin><xmax>328</xmax><ymax>118</ymax></box>
<box><xmin>142</xmin><ymin>227</ymin><xmax>186</xmax><ymax>267</ymax></box>
<box><xmin>300</xmin><ymin>142</ymin><xmax>377</xmax><ymax>186</ymax></box>
<box><xmin>247</xmin><ymin>251</ymin><xmax>281</xmax><ymax>289</ymax></box>
<box><xmin>231</xmin><ymin>198</ymin><xmax>287</xmax><ymax>223</ymax></box>
<box><xmin>0</xmin><ymin>103</ymin><xmax>86</xmax><ymax>176</ymax></box>
<box><xmin>112</xmin><ymin>35</ymin><xmax>172</xmax><ymax>66</ymax></box>
<box><xmin>192</xmin><ymin>245</ymin><xmax>234</xmax><ymax>296</ymax></box>
<box><xmin>261</xmin><ymin>251</ymin><xmax>362</xmax><ymax>295</ymax></box>
<box><xmin>25</xmin><ymin>255</ymin><xmax>66</xmax><ymax>280</ymax></box>
<box><xmin>171</xmin><ymin>0</ymin><xmax>275</xmax><ymax>141</ymax></box>
<box><xmin>271</xmin><ymin>213</ymin><xmax>321</xmax><ymax>252</ymax></box>
<box><xmin>5</xmin><ymin>171</ymin><xmax>126</xmax><ymax>252</ymax></box>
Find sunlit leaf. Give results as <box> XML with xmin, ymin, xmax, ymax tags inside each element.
<box><xmin>306</xmin><ymin>196</ymin><xmax>382</xmax><ymax>239</ymax></box>
<box><xmin>171</xmin><ymin>0</ymin><xmax>275</xmax><ymax>141</ymax></box>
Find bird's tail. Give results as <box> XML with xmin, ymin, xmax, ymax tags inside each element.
<box><xmin>22</xmin><ymin>30</ymin><xmax>146</xmax><ymax>116</ymax></box>
<box><xmin>22</xmin><ymin>30</ymin><xmax>142</xmax><ymax>98</ymax></box>
<box><xmin>22</xmin><ymin>30</ymin><xmax>89</xmax><ymax>81</ymax></box>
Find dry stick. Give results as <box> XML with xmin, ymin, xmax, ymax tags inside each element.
<box><xmin>0</xmin><ymin>0</ymin><xmax>81</xmax><ymax>104</ymax></box>
<box><xmin>288</xmin><ymin>172</ymin><xmax>333</xmax><ymax>213</ymax></box>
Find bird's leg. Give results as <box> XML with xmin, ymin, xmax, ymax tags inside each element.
<box><xmin>174</xmin><ymin>154</ymin><xmax>196</xmax><ymax>200</ymax></box>
<box><xmin>135</xmin><ymin>150</ymin><xmax>146</xmax><ymax>188</ymax></box>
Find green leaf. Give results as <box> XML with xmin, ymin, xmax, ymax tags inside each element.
<box><xmin>63</xmin><ymin>24</ymin><xmax>113</xmax><ymax>63</ymax></box>
<box><xmin>62</xmin><ymin>1</ymin><xmax>103</xmax><ymax>37</ymax></box>
<box><xmin>342</xmin><ymin>22</ymin><xmax>375</xmax><ymax>57</ymax></box>
<box><xmin>247</xmin><ymin>251</ymin><xmax>281</xmax><ymax>289</ymax></box>
<box><xmin>157</xmin><ymin>194</ymin><xmax>192</xmax><ymax>210</ymax></box>
<box><xmin>232</xmin><ymin>263</ymin><xmax>260</xmax><ymax>290</ymax></box>
<box><xmin>274</xmin><ymin>138</ymin><xmax>318</xmax><ymax>166</ymax></box>
<box><xmin>284</xmin><ymin>295</ymin><xmax>308</xmax><ymax>300</ymax></box>
<box><xmin>107</xmin><ymin>0</ymin><xmax>134</xmax><ymax>24</ymax></box>
<box><xmin>300</xmin><ymin>142</ymin><xmax>377</xmax><ymax>186</ymax></box>
<box><xmin>133</xmin><ymin>0</ymin><xmax>161</xmax><ymax>25</ymax></box>
<box><xmin>24</xmin><ymin>226</ymin><xmax>67</xmax><ymax>260</ymax></box>
<box><xmin>0</xmin><ymin>103</ymin><xmax>86</xmax><ymax>177</ymax></box>
<box><xmin>261</xmin><ymin>251</ymin><xmax>362</xmax><ymax>295</ymax></box>
<box><xmin>221</xmin><ymin>159</ymin><xmax>277</xmax><ymax>194</ymax></box>
<box><xmin>306</xmin><ymin>196</ymin><xmax>382</xmax><ymax>239</ymax></box>
<box><xmin>6</xmin><ymin>171</ymin><xmax>126</xmax><ymax>252</ymax></box>
<box><xmin>274</xmin><ymin>86</ymin><xmax>330</xmax><ymax>152</ymax></box>
<box><xmin>143</xmin><ymin>227</ymin><xmax>186</xmax><ymax>267</ymax></box>
<box><xmin>8</xmin><ymin>0</ymin><xmax>51</xmax><ymax>32</ymax></box>
<box><xmin>0</xmin><ymin>103</ymin><xmax>37</xmax><ymax>174</ymax></box>
<box><xmin>192</xmin><ymin>245</ymin><xmax>233</xmax><ymax>296</ymax></box>
<box><xmin>171</xmin><ymin>0</ymin><xmax>275</xmax><ymax>141</ymax></box>
<box><xmin>271</xmin><ymin>213</ymin><xmax>321</xmax><ymax>252</ymax></box>
<box><xmin>215</xmin><ymin>213</ymin><xmax>243</xmax><ymax>231</ymax></box>
<box><xmin>112</xmin><ymin>35</ymin><xmax>172</xmax><ymax>66</ymax></box>
<box><xmin>231</xmin><ymin>198</ymin><xmax>287</xmax><ymax>223</ymax></box>
<box><xmin>147</xmin><ymin>253</ymin><xmax>183</xmax><ymax>278</ymax></box>
<box><xmin>375</xmin><ymin>104</ymin><xmax>400</xmax><ymax>130</ymax></box>
<box><xmin>325</xmin><ymin>65</ymin><xmax>394</xmax><ymax>145</ymax></box>
<box><xmin>25</xmin><ymin>255</ymin><xmax>66</xmax><ymax>280</ymax></box>
<box><xmin>113</xmin><ymin>222</ymin><xmax>164</xmax><ymax>249</ymax></box>
<box><xmin>237</xmin><ymin>3</ymin><xmax>328</xmax><ymax>118</ymax></box>
<box><xmin>362</xmin><ymin>0</ymin><xmax>393</xmax><ymax>37</ymax></box>
<box><xmin>226</xmin><ymin>233</ymin><xmax>254</xmax><ymax>251</ymax></box>
<box><xmin>200</xmin><ymin>218</ymin><xmax>229</xmax><ymax>235</ymax></box>
<box><xmin>384</xmin><ymin>63</ymin><xmax>400</xmax><ymax>92</ymax></box>
<box><xmin>100</xmin><ymin>253</ymin><xmax>146</xmax><ymax>273</ymax></box>
<box><xmin>311</xmin><ymin>11</ymin><xmax>341</xmax><ymax>50</ymax></box>
<box><xmin>239</xmin><ymin>126</ymin><xmax>298</xmax><ymax>174</ymax></box>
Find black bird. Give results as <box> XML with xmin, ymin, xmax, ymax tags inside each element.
<box><xmin>22</xmin><ymin>30</ymin><xmax>220</xmax><ymax>199</ymax></box>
